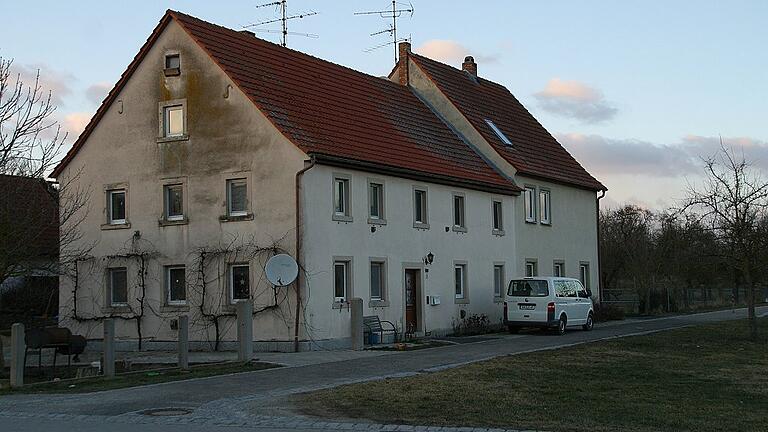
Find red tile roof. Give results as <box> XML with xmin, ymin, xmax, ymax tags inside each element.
<box><xmin>410</xmin><ymin>54</ymin><xmax>606</xmax><ymax>191</ymax></box>
<box><xmin>53</xmin><ymin>11</ymin><xmax>518</xmax><ymax>195</ymax></box>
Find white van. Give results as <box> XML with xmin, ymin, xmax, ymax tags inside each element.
<box><xmin>504</xmin><ymin>277</ymin><xmax>594</xmax><ymax>335</ymax></box>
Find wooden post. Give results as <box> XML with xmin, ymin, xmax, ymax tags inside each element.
<box><xmin>178</xmin><ymin>315</ymin><xmax>189</xmax><ymax>370</ymax></box>
<box><xmin>103</xmin><ymin>318</ymin><xmax>115</xmax><ymax>377</ymax></box>
<box><xmin>350</xmin><ymin>298</ymin><xmax>364</xmax><ymax>351</ymax></box>
<box><xmin>10</xmin><ymin>323</ymin><xmax>25</xmax><ymax>388</ymax></box>
<box><xmin>236</xmin><ymin>302</ymin><xmax>253</xmax><ymax>362</ymax></box>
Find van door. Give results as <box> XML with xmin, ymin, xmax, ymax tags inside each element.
<box><xmin>507</xmin><ymin>279</ymin><xmax>550</xmax><ymax>324</ymax></box>
<box><xmin>573</xmin><ymin>280</ymin><xmax>592</xmax><ymax>324</ymax></box>
<box><xmin>553</xmin><ymin>280</ymin><xmax>573</xmax><ymax>323</ymax></box>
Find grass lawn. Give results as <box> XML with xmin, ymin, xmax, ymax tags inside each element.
<box><xmin>297</xmin><ymin>318</ymin><xmax>768</xmax><ymax>432</ymax></box>
<box><xmin>0</xmin><ymin>360</ymin><xmax>280</xmax><ymax>395</ymax></box>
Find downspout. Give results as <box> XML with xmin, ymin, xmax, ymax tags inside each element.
<box><xmin>294</xmin><ymin>156</ymin><xmax>316</xmax><ymax>352</ymax></box>
<box><xmin>596</xmin><ymin>189</ymin><xmax>606</xmax><ymax>303</ymax></box>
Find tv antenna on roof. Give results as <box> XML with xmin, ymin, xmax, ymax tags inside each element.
<box><xmin>355</xmin><ymin>1</ymin><xmax>414</xmax><ymax>63</ymax></box>
<box><xmin>244</xmin><ymin>0</ymin><xmax>318</xmax><ymax>47</ymax></box>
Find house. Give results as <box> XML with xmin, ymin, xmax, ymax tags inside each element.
<box><xmin>52</xmin><ymin>10</ymin><xmax>605</xmax><ymax>351</ymax></box>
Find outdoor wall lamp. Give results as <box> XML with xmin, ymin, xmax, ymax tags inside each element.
<box><xmin>424</xmin><ymin>252</ymin><xmax>434</xmax><ymax>265</ymax></box>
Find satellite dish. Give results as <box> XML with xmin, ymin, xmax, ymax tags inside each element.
<box><xmin>265</xmin><ymin>254</ymin><xmax>299</xmax><ymax>287</ymax></box>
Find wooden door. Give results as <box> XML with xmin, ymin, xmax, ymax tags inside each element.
<box><xmin>405</xmin><ymin>269</ymin><xmax>419</xmax><ymax>333</ymax></box>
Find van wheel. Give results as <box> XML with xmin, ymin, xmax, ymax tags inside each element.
<box><xmin>507</xmin><ymin>326</ymin><xmax>520</xmax><ymax>334</ymax></box>
<box><xmin>556</xmin><ymin>316</ymin><xmax>567</xmax><ymax>335</ymax></box>
<box><xmin>582</xmin><ymin>313</ymin><xmax>594</xmax><ymax>331</ymax></box>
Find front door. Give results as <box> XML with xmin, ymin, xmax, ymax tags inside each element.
<box><xmin>405</xmin><ymin>269</ymin><xmax>420</xmax><ymax>334</ymax></box>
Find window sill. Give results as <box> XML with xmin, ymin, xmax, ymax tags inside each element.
<box><xmin>332</xmin><ymin>214</ymin><xmax>353</xmax><ymax>223</ymax></box>
<box><xmin>101</xmin><ymin>305</ymin><xmax>131</xmax><ymax>314</ymax></box>
<box><xmin>452</xmin><ymin>226</ymin><xmax>468</xmax><ymax>233</ymax></box>
<box><xmin>332</xmin><ymin>301</ymin><xmax>350</xmax><ymax>310</ymax></box>
<box><xmin>525</xmin><ymin>219</ymin><xmax>538</xmax><ymax>225</ymax></box>
<box><xmin>368</xmin><ymin>300</ymin><xmax>389</xmax><ymax>308</ymax></box>
<box><xmin>413</xmin><ymin>222</ymin><xmax>430</xmax><ymax>230</ymax></box>
<box><xmin>367</xmin><ymin>218</ymin><xmax>387</xmax><ymax>226</ymax></box>
<box><xmin>163</xmin><ymin>67</ymin><xmax>181</xmax><ymax>77</ymax></box>
<box><xmin>219</xmin><ymin>213</ymin><xmax>254</xmax><ymax>222</ymax></box>
<box><xmin>157</xmin><ymin>135</ymin><xmax>189</xmax><ymax>144</ymax></box>
<box><xmin>454</xmin><ymin>297</ymin><xmax>470</xmax><ymax>305</ymax></box>
<box><xmin>101</xmin><ymin>222</ymin><xmax>131</xmax><ymax>230</ymax></box>
<box><xmin>159</xmin><ymin>217</ymin><xmax>189</xmax><ymax>226</ymax></box>
<box><xmin>540</xmin><ymin>221</ymin><xmax>552</xmax><ymax>226</ymax></box>
<box><xmin>492</xmin><ymin>229</ymin><xmax>506</xmax><ymax>237</ymax></box>
<box><xmin>160</xmin><ymin>304</ymin><xmax>190</xmax><ymax>313</ymax></box>
<box><xmin>493</xmin><ymin>296</ymin><xmax>504</xmax><ymax>303</ymax></box>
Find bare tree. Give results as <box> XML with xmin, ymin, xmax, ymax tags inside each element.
<box><xmin>682</xmin><ymin>141</ymin><xmax>768</xmax><ymax>340</ymax></box>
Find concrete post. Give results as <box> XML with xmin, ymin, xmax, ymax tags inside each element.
<box><xmin>350</xmin><ymin>297</ymin><xmax>364</xmax><ymax>351</ymax></box>
<box><xmin>10</xmin><ymin>323</ymin><xmax>25</xmax><ymax>388</ymax></box>
<box><xmin>103</xmin><ymin>318</ymin><xmax>115</xmax><ymax>377</ymax></box>
<box><xmin>236</xmin><ymin>301</ymin><xmax>253</xmax><ymax>362</ymax></box>
<box><xmin>178</xmin><ymin>315</ymin><xmax>189</xmax><ymax>370</ymax></box>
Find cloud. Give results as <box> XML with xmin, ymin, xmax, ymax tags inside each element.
<box><xmin>534</xmin><ymin>78</ymin><xmax>618</xmax><ymax>123</ymax></box>
<box><xmin>557</xmin><ymin>133</ymin><xmax>768</xmax><ymax>178</ymax></box>
<box><xmin>85</xmin><ymin>82</ymin><xmax>111</xmax><ymax>105</ymax></box>
<box><xmin>60</xmin><ymin>112</ymin><xmax>91</xmax><ymax>138</ymax></box>
<box><xmin>414</xmin><ymin>39</ymin><xmax>499</xmax><ymax>66</ymax></box>
<box><xmin>11</xmin><ymin>62</ymin><xmax>74</xmax><ymax>106</ymax></box>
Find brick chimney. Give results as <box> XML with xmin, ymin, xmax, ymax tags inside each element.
<box><xmin>398</xmin><ymin>41</ymin><xmax>411</xmax><ymax>86</ymax></box>
<box><xmin>462</xmin><ymin>55</ymin><xmax>477</xmax><ymax>76</ymax></box>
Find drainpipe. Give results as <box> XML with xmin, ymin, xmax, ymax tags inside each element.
<box><xmin>294</xmin><ymin>156</ymin><xmax>316</xmax><ymax>352</ymax></box>
<box><xmin>596</xmin><ymin>189</ymin><xmax>606</xmax><ymax>303</ymax></box>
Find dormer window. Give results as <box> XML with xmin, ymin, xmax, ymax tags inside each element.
<box><xmin>164</xmin><ymin>53</ymin><xmax>180</xmax><ymax>76</ymax></box>
<box><xmin>484</xmin><ymin>119</ymin><xmax>512</xmax><ymax>146</ymax></box>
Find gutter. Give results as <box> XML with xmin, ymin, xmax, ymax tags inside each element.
<box><xmin>293</xmin><ymin>156</ymin><xmax>316</xmax><ymax>353</ymax></box>
<box><xmin>596</xmin><ymin>189</ymin><xmax>606</xmax><ymax>302</ymax></box>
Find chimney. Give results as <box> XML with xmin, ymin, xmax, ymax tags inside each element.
<box><xmin>397</xmin><ymin>41</ymin><xmax>411</xmax><ymax>86</ymax></box>
<box><xmin>462</xmin><ymin>55</ymin><xmax>477</xmax><ymax>76</ymax></box>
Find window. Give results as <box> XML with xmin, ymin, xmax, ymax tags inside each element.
<box><xmin>108</xmin><ymin>189</ymin><xmax>126</xmax><ymax>224</ymax></box>
<box><xmin>540</xmin><ymin>189</ymin><xmax>551</xmax><ymax>225</ymax></box>
<box><xmin>369</xmin><ymin>182</ymin><xmax>384</xmax><ymax>220</ymax></box>
<box><xmin>163</xmin><ymin>105</ymin><xmax>184</xmax><ymax>137</ymax></box>
<box><xmin>555</xmin><ymin>280</ymin><xmax>577</xmax><ymax>298</ymax></box>
<box><xmin>453</xmin><ymin>194</ymin><xmax>465</xmax><ymax>229</ymax></box>
<box><xmin>525</xmin><ymin>260</ymin><xmax>538</xmax><ymax>277</ymax></box>
<box><xmin>580</xmin><ymin>263</ymin><xmax>590</xmax><ymax>291</ymax></box>
<box><xmin>524</xmin><ymin>186</ymin><xmax>536</xmax><ymax>223</ymax></box>
<box><xmin>164</xmin><ymin>184</ymin><xmax>184</xmax><ymax>221</ymax></box>
<box><xmin>109</xmin><ymin>267</ymin><xmax>128</xmax><ymax>306</ymax></box>
<box><xmin>414</xmin><ymin>189</ymin><xmax>428</xmax><ymax>226</ymax></box>
<box><xmin>334</xmin><ymin>260</ymin><xmax>350</xmax><ymax>302</ymax></box>
<box><xmin>333</xmin><ymin>177</ymin><xmax>350</xmax><ymax>218</ymax></box>
<box><xmin>509</xmin><ymin>279</ymin><xmax>549</xmax><ymax>297</ymax></box>
<box><xmin>370</xmin><ymin>261</ymin><xmax>385</xmax><ymax>301</ymax></box>
<box><xmin>166</xmin><ymin>266</ymin><xmax>186</xmax><ymax>305</ymax></box>
<box><xmin>493</xmin><ymin>264</ymin><xmax>505</xmax><ymax>298</ymax></box>
<box><xmin>484</xmin><ymin>119</ymin><xmax>512</xmax><ymax>146</ymax></box>
<box><xmin>165</xmin><ymin>54</ymin><xmax>180</xmax><ymax>69</ymax></box>
<box><xmin>229</xmin><ymin>264</ymin><xmax>250</xmax><ymax>303</ymax></box>
<box><xmin>553</xmin><ymin>261</ymin><xmax>564</xmax><ymax>277</ymax></box>
<box><xmin>227</xmin><ymin>179</ymin><xmax>248</xmax><ymax>217</ymax></box>
<box><xmin>492</xmin><ymin>200</ymin><xmax>503</xmax><ymax>232</ymax></box>
<box><xmin>454</xmin><ymin>264</ymin><xmax>467</xmax><ymax>299</ymax></box>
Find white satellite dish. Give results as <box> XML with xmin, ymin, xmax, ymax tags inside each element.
<box><xmin>265</xmin><ymin>254</ymin><xmax>299</xmax><ymax>287</ymax></box>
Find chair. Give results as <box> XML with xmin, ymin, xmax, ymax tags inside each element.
<box><xmin>363</xmin><ymin>315</ymin><xmax>398</xmax><ymax>344</ymax></box>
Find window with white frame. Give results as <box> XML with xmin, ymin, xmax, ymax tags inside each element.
<box><xmin>492</xmin><ymin>200</ymin><xmax>503</xmax><ymax>231</ymax></box>
<box><xmin>453</xmin><ymin>194</ymin><xmax>466</xmax><ymax>229</ymax></box>
<box><xmin>334</xmin><ymin>177</ymin><xmax>350</xmax><ymax>218</ymax></box>
<box><xmin>524</xmin><ymin>186</ymin><xmax>536</xmax><ymax>223</ymax></box>
<box><xmin>369</xmin><ymin>182</ymin><xmax>384</xmax><ymax>220</ymax></box>
<box><xmin>370</xmin><ymin>261</ymin><xmax>385</xmax><ymax>301</ymax></box>
<box><xmin>553</xmin><ymin>261</ymin><xmax>564</xmax><ymax>277</ymax></box>
<box><xmin>166</xmin><ymin>266</ymin><xmax>186</xmax><ymax>305</ymax></box>
<box><xmin>334</xmin><ymin>260</ymin><xmax>350</xmax><ymax>302</ymax></box>
<box><xmin>454</xmin><ymin>264</ymin><xmax>467</xmax><ymax>299</ymax></box>
<box><xmin>539</xmin><ymin>189</ymin><xmax>551</xmax><ymax>225</ymax></box>
<box><xmin>107</xmin><ymin>189</ymin><xmax>126</xmax><ymax>224</ymax></box>
<box><xmin>580</xmin><ymin>263</ymin><xmax>590</xmax><ymax>291</ymax></box>
<box><xmin>109</xmin><ymin>267</ymin><xmax>128</xmax><ymax>306</ymax></box>
<box><xmin>493</xmin><ymin>264</ymin><xmax>505</xmax><ymax>298</ymax></box>
<box><xmin>229</xmin><ymin>264</ymin><xmax>250</xmax><ymax>303</ymax></box>
<box><xmin>414</xmin><ymin>189</ymin><xmax>428</xmax><ymax>226</ymax></box>
<box><xmin>227</xmin><ymin>179</ymin><xmax>248</xmax><ymax>217</ymax></box>
<box><xmin>525</xmin><ymin>260</ymin><xmax>538</xmax><ymax>277</ymax></box>
<box><xmin>163</xmin><ymin>105</ymin><xmax>184</xmax><ymax>137</ymax></box>
<box><xmin>164</xmin><ymin>184</ymin><xmax>184</xmax><ymax>221</ymax></box>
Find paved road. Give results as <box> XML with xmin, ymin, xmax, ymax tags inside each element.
<box><xmin>1</xmin><ymin>306</ymin><xmax>764</xmax><ymax>432</ymax></box>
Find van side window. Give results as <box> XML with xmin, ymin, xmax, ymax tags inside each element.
<box><xmin>576</xmin><ymin>281</ymin><xmax>589</xmax><ymax>298</ymax></box>
<box><xmin>554</xmin><ymin>281</ymin><xmax>568</xmax><ymax>297</ymax></box>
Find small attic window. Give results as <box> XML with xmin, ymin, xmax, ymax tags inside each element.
<box><xmin>484</xmin><ymin>119</ymin><xmax>512</xmax><ymax>146</ymax></box>
<box><xmin>164</xmin><ymin>54</ymin><xmax>180</xmax><ymax>76</ymax></box>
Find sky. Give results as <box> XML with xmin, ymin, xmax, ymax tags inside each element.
<box><xmin>2</xmin><ymin>0</ymin><xmax>766</xmax><ymax>209</ymax></box>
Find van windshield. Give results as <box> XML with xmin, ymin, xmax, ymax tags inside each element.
<box><xmin>508</xmin><ymin>280</ymin><xmax>549</xmax><ymax>297</ymax></box>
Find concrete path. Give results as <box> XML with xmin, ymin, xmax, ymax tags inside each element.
<box><xmin>1</xmin><ymin>306</ymin><xmax>764</xmax><ymax>432</ymax></box>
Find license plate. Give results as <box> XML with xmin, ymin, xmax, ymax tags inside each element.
<box><xmin>518</xmin><ymin>304</ymin><xmax>536</xmax><ymax>310</ymax></box>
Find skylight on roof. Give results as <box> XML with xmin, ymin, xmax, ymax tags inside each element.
<box><xmin>484</xmin><ymin>119</ymin><xmax>512</xmax><ymax>146</ymax></box>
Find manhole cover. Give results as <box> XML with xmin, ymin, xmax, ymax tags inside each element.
<box><xmin>142</xmin><ymin>408</ymin><xmax>193</xmax><ymax>417</ymax></box>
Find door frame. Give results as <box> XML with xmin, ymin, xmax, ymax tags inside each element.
<box><xmin>402</xmin><ymin>262</ymin><xmax>425</xmax><ymax>334</ymax></box>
